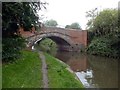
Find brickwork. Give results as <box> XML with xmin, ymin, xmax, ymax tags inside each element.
<box><xmin>20</xmin><ymin>26</ymin><xmax>87</xmax><ymax>51</ymax></box>
<box><xmin>40</xmin><ymin>27</ymin><xmax>87</xmax><ymax>47</ymax></box>
<box><xmin>18</xmin><ymin>27</ymin><xmax>35</xmax><ymax>38</ymax></box>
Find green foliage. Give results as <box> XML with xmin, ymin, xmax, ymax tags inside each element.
<box><xmin>2</xmin><ymin>37</ymin><xmax>25</xmax><ymax>62</ymax></box>
<box><xmin>86</xmin><ymin>8</ymin><xmax>98</xmax><ymax>30</ymax></box>
<box><xmin>0</xmin><ymin>38</ymin><xmax>2</xmax><ymax>53</ymax></box>
<box><xmin>87</xmin><ymin>35</ymin><xmax>120</xmax><ymax>58</ymax></box>
<box><xmin>87</xmin><ymin>30</ymin><xmax>95</xmax><ymax>44</ymax></box>
<box><xmin>2</xmin><ymin>2</ymin><xmax>47</xmax><ymax>62</ymax></box>
<box><xmin>35</xmin><ymin>38</ymin><xmax>57</xmax><ymax>54</ymax></box>
<box><xmin>93</xmin><ymin>9</ymin><xmax>118</xmax><ymax>36</ymax></box>
<box><xmin>86</xmin><ymin>8</ymin><xmax>120</xmax><ymax>58</ymax></box>
<box><xmin>65</xmin><ymin>22</ymin><xmax>81</xmax><ymax>29</ymax></box>
<box><xmin>65</xmin><ymin>25</ymin><xmax>71</xmax><ymax>28</ymax></box>
<box><xmin>2</xmin><ymin>50</ymin><xmax>42</xmax><ymax>88</ymax></box>
<box><xmin>44</xmin><ymin>19</ymin><xmax>58</xmax><ymax>27</ymax></box>
<box><xmin>86</xmin><ymin>8</ymin><xmax>118</xmax><ymax>36</ymax></box>
<box><xmin>2</xmin><ymin>2</ymin><xmax>47</xmax><ymax>32</ymax></box>
<box><xmin>70</xmin><ymin>22</ymin><xmax>81</xmax><ymax>29</ymax></box>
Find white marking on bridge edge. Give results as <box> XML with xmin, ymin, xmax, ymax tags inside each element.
<box><xmin>34</xmin><ymin>38</ymin><xmax>42</xmax><ymax>44</ymax></box>
<box><xmin>32</xmin><ymin>46</ymin><xmax>34</xmax><ymax>50</ymax></box>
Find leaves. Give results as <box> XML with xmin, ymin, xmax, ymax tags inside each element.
<box><xmin>2</xmin><ymin>37</ymin><xmax>25</xmax><ymax>61</ymax></box>
<box><xmin>86</xmin><ymin>8</ymin><xmax>118</xmax><ymax>36</ymax></box>
<box><xmin>65</xmin><ymin>22</ymin><xmax>81</xmax><ymax>29</ymax></box>
<box><xmin>2</xmin><ymin>2</ymin><xmax>47</xmax><ymax>61</ymax></box>
<box><xmin>2</xmin><ymin>2</ymin><xmax>47</xmax><ymax>33</ymax></box>
<box><xmin>87</xmin><ymin>37</ymin><xmax>118</xmax><ymax>57</ymax></box>
<box><xmin>44</xmin><ymin>19</ymin><xmax>58</xmax><ymax>27</ymax></box>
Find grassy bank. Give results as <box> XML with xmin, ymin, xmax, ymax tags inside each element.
<box><xmin>0</xmin><ymin>64</ymin><xmax>1</xmax><ymax>89</ymax></box>
<box><xmin>2</xmin><ymin>50</ymin><xmax>42</xmax><ymax>88</ymax></box>
<box><xmin>0</xmin><ymin>38</ymin><xmax>2</xmax><ymax>89</ymax></box>
<box><xmin>45</xmin><ymin>53</ymin><xmax>84</xmax><ymax>88</ymax></box>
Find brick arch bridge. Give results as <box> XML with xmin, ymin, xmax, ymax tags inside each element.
<box><xmin>21</xmin><ymin>26</ymin><xmax>87</xmax><ymax>51</ymax></box>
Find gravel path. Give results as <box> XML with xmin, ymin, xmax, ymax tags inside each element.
<box><xmin>38</xmin><ymin>51</ymin><xmax>49</xmax><ymax>88</ymax></box>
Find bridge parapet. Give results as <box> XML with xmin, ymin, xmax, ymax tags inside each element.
<box><xmin>25</xmin><ymin>26</ymin><xmax>87</xmax><ymax>51</ymax></box>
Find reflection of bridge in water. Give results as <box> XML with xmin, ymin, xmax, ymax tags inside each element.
<box><xmin>20</xmin><ymin>26</ymin><xmax>87</xmax><ymax>51</ymax></box>
<box><xmin>54</xmin><ymin>51</ymin><xmax>90</xmax><ymax>72</ymax></box>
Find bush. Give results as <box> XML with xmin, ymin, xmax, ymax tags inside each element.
<box><xmin>87</xmin><ymin>36</ymin><xmax>119</xmax><ymax>58</ymax></box>
<box><xmin>2</xmin><ymin>36</ymin><xmax>25</xmax><ymax>62</ymax></box>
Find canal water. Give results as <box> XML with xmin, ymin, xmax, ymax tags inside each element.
<box><xmin>50</xmin><ymin>51</ymin><xmax>118</xmax><ymax>88</ymax></box>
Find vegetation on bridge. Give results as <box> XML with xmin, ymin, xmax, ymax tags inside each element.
<box><xmin>86</xmin><ymin>8</ymin><xmax>120</xmax><ymax>58</ymax></box>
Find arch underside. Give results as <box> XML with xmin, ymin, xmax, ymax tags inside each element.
<box><xmin>48</xmin><ymin>36</ymin><xmax>70</xmax><ymax>45</ymax></box>
<box><xmin>28</xmin><ymin>32</ymin><xmax>84</xmax><ymax>51</ymax></box>
<box><xmin>37</xmin><ymin>35</ymin><xmax>73</xmax><ymax>51</ymax></box>
<box><xmin>42</xmin><ymin>36</ymin><xmax>73</xmax><ymax>51</ymax></box>
<box><xmin>30</xmin><ymin>32</ymin><xmax>74</xmax><ymax>51</ymax></box>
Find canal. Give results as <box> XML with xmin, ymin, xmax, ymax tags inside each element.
<box><xmin>50</xmin><ymin>51</ymin><xmax>118</xmax><ymax>88</ymax></box>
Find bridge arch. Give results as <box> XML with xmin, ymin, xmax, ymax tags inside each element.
<box><xmin>25</xmin><ymin>26</ymin><xmax>87</xmax><ymax>51</ymax></box>
<box><xmin>28</xmin><ymin>32</ymin><xmax>74</xmax><ymax>51</ymax></box>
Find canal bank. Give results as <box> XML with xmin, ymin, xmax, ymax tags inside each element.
<box><xmin>2</xmin><ymin>50</ymin><xmax>84</xmax><ymax>88</ymax></box>
<box><xmin>51</xmin><ymin>51</ymin><xmax>118</xmax><ymax>88</ymax></box>
<box><xmin>35</xmin><ymin>38</ymin><xmax>118</xmax><ymax>88</ymax></box>
<box><xmin>44</xmin><ymin>52</ymin><xmax>84</xmax><ymax>88</ymax></box>
<box><xmin>2</xmin><ymin>50</ymin><xmax>43</xmax><ymax>88</ymax></box>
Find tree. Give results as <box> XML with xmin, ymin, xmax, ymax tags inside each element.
<box><xmin>70</xmin><ymin>22</ymin><xmax>81</xmax><ymax>29</ymax></box>
<box><xmin>65</xmin><ymin>25</ymin><xmax>71</xmax><ymax>28</ymax></box>
<box><xmin>86</xmin><ymin>8</ymin><xmax>120</xmax><ymax>58</ymax></box>
<box><xmin>86</xmin><ymin>8</ymin><xmax>118</xmax><ymax>36</ymax></box>
<box><xmin>2</xmin><ymin>2</ymin><xmax>47</xmax><ymax>62</ymax></box>
<box><xmin>44</xmin><ymin>19</ymin><xmax>58</xmax><ymax>27</ymax></box>
<box><xmin>65</xmin><ymin>22</ymin><xmax>81</xmax><ymax>29</ymax></box>
<box><xmin>93</xmin><ymin>9</ymin><xmax>118</xmax><ymax>36</ymax></box>
<box><xmin>86</xmin><ymin>8</ymin><xmax>98</xmax><ymax>30</ymax></box>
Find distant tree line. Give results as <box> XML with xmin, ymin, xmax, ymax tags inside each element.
<box><xmin>44</xmin><ymin>19</ymin><xmax>82</xmax><ymax>30</ymax></box>
<box><xmin>44</xmin><ymin>19</ymin><xmax>58</xmax><ymax>27</ymax></box>
<box><xmin>65</xmin><ymin>22</ymin><xmax>82</xmax><ymax>29</ymax></box>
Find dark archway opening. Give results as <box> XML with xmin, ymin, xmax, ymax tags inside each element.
<box><xmin>34</xmin><ymin>36</ymin><xmax>71</xmax><ymax>54</ymax></box>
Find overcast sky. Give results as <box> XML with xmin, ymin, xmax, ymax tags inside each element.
<box><xmin>38</xmin><ymin>0</ymin><xmax>119</xmax><ymax>29</ymax></box>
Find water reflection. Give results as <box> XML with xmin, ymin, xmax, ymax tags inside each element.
<box><xmin>55</xmin><ymin>52</ymin><xmax>90</xmax><ymax>72</ymax></box>
<box><xmin>52</xmin><ymin>51</ymin><xmax>118</xmax><ymax>88</ymax></box>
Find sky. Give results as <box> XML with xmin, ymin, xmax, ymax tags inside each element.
<box><xmin>38</xmin><ymin>0</ymin><xmax>119</xmax><ymax>29</ymax></box>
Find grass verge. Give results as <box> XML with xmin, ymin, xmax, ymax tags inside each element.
<box><xmin>45</xmin><ymin>53</ymin><xmax>84</xmax><ymax>88</ymax></box>
<box><xmin>2</xmin><ymin>50</ymin><xmax>42</xmax><ymax>88</ymax></box>
<box><xmin>0</xmin><ymin>64</ymin><xmax>1</xmax><ymax>89</ymax></box>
